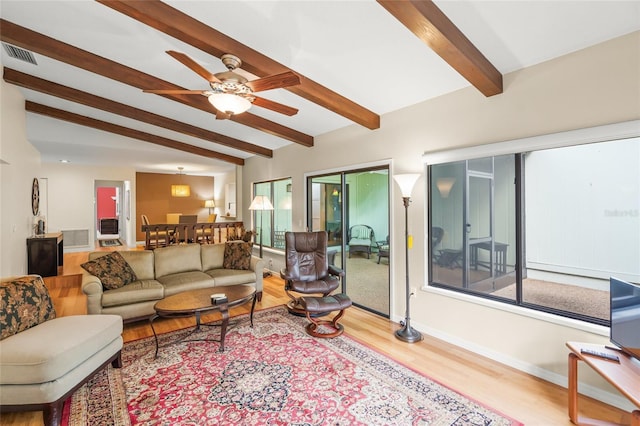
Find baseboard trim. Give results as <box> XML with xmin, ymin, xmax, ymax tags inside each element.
<box><xmin>402</xmin><ymin>315</ymin><xmax>636</xmax><ymax>413</ymax></box>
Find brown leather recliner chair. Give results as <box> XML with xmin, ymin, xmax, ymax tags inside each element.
<box><xmin>280</xmin><ymin>231</ymin><xmax>344</xmax><ymax>315</ymax></box>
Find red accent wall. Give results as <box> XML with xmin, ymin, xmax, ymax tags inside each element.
<box><xmin>97</xmin><ymin>187</ymin><xmax>116</xmax><ymax>219</ymax></box>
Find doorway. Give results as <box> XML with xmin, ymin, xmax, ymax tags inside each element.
<box><xmin>307</xmin><ymin>166</ymin><xmax>390</xmax><ymax>317</ymax></box>
<box><xmin>95</xmin><ymin>180</ymin><xmax>125</xmax><ymax>244</ymax></box>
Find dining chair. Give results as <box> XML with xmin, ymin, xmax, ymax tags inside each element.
<box><xmin>141</xmin><ymin>214</ymin><xmax>171</xmax><ymax>248</ymax></box>
<box><xmin>166</xmin><ymin>213</ymin><xmax>181</xmax><ymax>224</ymax></box>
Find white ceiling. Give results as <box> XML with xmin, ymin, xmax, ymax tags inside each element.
<box><xmin>1</xmin><ymin>1</ymin><xmax>638</xmax><ymax>176</ymax></box>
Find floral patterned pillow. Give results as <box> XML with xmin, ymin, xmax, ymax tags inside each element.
<box><xmin>223</xmin><ymin>241</ymin><xmax>253</xmax><ymax>270</ymax></box>
<box><xmin>228</xmin><ymin>230</ymin><xmax>254</xmax><ymax>243</ymax></box>
<box><xmin>81</xmin><ymin>251</ymin><xmax>137</xmax><ymax>290</ymax></box>
<box><xmin>0</xmin><ymin>275</ymin><xmax>56</xmax><ymax>340</ymax></box>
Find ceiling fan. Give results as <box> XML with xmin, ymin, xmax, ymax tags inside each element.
<box><xmin>144</xmin><ymin>51</ymin><xmax>301</xmax><ymax>119</ymax></box>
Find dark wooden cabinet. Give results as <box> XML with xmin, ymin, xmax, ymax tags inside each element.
<box><xmin>99</xmin><ymin>218</ymin><xmax>119</xmax><ymax>234</ymax></box>
<box><xmin>27</xmin><ymin>232</ymin><xmax>63</xmax><ymax>277</ymax></box>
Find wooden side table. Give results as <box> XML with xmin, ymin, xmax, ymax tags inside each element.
<box><xmin>469</xmin><ymin>240</ymin><xmax>509</xmax><ymax>275</ymax></box>
<box><xmin>566</xmin><ymin>341</ymin><xmax>640</xmax><ymax>425</ymax></box>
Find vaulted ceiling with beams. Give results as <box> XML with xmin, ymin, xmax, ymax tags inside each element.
<box><xmin>1</xmin><ymin>1</ymin><xmax>638</xmax><ymax>176</ymax></box>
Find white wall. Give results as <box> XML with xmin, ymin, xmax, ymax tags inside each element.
<box><xmin>0</xmin><ymin>78</ymin><xmax>42</xmax><ymax>276</ymax></box>
<box><xmin>1</xmin><ymin>78</ymin><xmax>139</xmax><ymax>268</ymax></box>
<box><xmin>525</xmin><ymin>138</ymin><xmax>640</xmax><ymax>282</ymax></box>
<box><xmin>242</xmin><ymin>32</ymin><xmax>640</xmax><ymax>410</ymax></box>
<box><xmin>215</xmin><ymin>167</ymin><xmax>240</xmax><ymax>221</ymax></box>
<box><xmin>39</xmin><ymin>163</ymin><xmax>137</xmax><ymax>251</ymax></box>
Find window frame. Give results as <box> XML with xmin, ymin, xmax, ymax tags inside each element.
<box><xmin>422</xmin><ymin>120</ymin><xmax>640</xmax><ymax>325</ymax></box>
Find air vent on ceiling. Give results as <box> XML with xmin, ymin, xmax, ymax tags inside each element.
<box><xmin>2</xmin><ymin>43</ymin><xmax>37</xmax><ymax>65</ymax></box>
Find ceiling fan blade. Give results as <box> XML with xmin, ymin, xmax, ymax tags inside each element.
<box><xmin>252</xmin><ymin>96</ymin><xmax>299</xmax><ymax>116</ymax></box>
<box><xmin>246</xmin><ymin>71</ymin><xmax>300</xmax><ymax>92</ymax></box>
<box><xmin>143</xmin><ymin>89</ymin><xmax>206</xmax><ymax>95</ymax></box>
<box><xmin>215</xmin><ymin>109</ymin><xmax>232</xmax><ymax>120</ymax></box>
<box><xmin>166</xmin><ymin>50</ymin><xmax>221</xmax><ymax>83</ymax></box>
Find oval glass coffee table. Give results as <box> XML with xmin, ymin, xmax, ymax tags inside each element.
<box><xmin>149</xmin><ymin>284</ymin><xmax>256</xmax><ymax>358</ymax></box>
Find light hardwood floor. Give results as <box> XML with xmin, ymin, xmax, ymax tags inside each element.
<box><xmin>1</xmin><ymin>249</ymin><xmax>631</xmax><ymax>425</ymax></box>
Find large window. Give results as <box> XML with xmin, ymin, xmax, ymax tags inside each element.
<box><xmin>427</xmin><ymin>131</ymin><xmax>639</xmax><ymax>325</ymax></box>
<box><xmin>430</xmin><ymin>155</ymin><xmax>517</xmax><ymax>293</ymax></box>
<box><xmin>253</xmin><ymin>178</ymin><xmax>292</xmax><ymax>250</ymax></box>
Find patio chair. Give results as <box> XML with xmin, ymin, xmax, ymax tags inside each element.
<box><xmin>273</xmin><ymin>230</ymin><xmax>286</xmax><ymax>249</ymax></box>
<box><xmin>348</xmin><ymin>224</ymin><xmax>375</xmax><ymax>258</ymax></box>
<box><xmin>376</xmin><ymin>235</ymin><xmax>390</xmax><ymax>264</ymax></box>
<box><xmin>432</xmin><ymin>226</ymin><xmax>444</xmax><ymax>263</ymax></box>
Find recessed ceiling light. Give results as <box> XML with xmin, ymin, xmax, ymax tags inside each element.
<box><xmin>59</xmin><ymin>159</ymin><xmax>70</xmax><ymax>163</ymax></box>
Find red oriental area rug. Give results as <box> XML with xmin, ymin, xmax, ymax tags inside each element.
<box><xmin>64</xmin><ymin>306</ymin><xmax>522</xmax><ymax>425</ymax></box>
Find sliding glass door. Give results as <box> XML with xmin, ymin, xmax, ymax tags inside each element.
<box><xmin>308</xmin><ymin>167</ymin><xmax>390</xmax><ymax>316</ymax></box>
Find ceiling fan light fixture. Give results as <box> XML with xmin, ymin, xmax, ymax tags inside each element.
<box><xmin>208</xmin><ymin>93</ymin><xmax>252</xmax><ymax>115</ymax></box>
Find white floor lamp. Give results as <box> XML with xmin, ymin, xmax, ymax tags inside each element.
<box><xmin>393</xmin><ymin>173</ymin><xmax>423</xmax><ymax>343</ymax></box>
<box><xmin>249</xmin><ymin>195</ymin><xmax>274</xmax><ymax>271</ymax></box>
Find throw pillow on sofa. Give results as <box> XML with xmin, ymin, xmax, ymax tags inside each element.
<box><xmin>228</xmin><ymin>230</ymin><xmax>254</xmax><ymax>243</ymax></box>
<box><xmin>0</xmin><ymin>275</ymin><xmax>56</xmax><ymax>340</ymax></box>
<box><xmin>81</xmin><ymin>251</ymin><xmax>137</xmax><ymax>290</ymax></box>
<box><xmin>223</xmin><ymin>241</ymin><xmax>253</xmax><ymax>270</ymax></box>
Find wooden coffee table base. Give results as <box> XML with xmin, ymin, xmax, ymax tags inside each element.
<box><xmin>149</xmin><ymin>286</ymin><xmax>257</xmax><ymax>358</ymax></box>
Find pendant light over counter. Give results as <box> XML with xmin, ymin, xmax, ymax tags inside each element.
<box><xmin>171</xmin><ymin>167</ymin><xmax>191</xmax><ymax>197</ymax></box>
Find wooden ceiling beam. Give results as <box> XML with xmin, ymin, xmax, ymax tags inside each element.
<box><xmin>377</xmin><ymin>0</ymin><xmax>503</xmax><ymax>97</ymax></box>
<box><xmin>96</xmin><ymin>0</ymin><xmax>381</xmax><ymax>130</ymax></box>
<box><xmin>0</xmin><ymin>19</ymin><xmax>312</xmax><ymax>146</ymax></box>
<box><xmin>25</xmin><ymin>101</ymin><xmax>245</xmax><ymax>165</ymax></box>
<box><xmin>4</xmin><ymin>68</ymin><xmax>272</xmax><ymax>158</ymax></box>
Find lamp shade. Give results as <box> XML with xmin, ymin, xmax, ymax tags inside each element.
<box><xmin>436</xmin><ymin>177</ymin><xmax>456</xmax><ymax>198</ymax></box>
<box><xmin>248</xmin><ymin>195</ymin><xmax>274</xmax><ymax>211</ymax></box>
<box><xmin>204</xmin><ymin>200</ymin><xmax>216</xmax><ymax>208</ymax></box>
<box><xmin>208</xmin><ymin>93</ymin><xmax>251</xmax><ymax>115</ymax></box>
<box><xmin>171</xmin><ymin>184</ymin><xmax>191</xmax><ymax>197</ymax></box>
<box><xmin>393</xmin><ymin>174</ymin><xmax>420</xmax><ymax>198</ymax></box>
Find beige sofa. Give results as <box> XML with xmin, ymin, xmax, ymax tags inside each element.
<box><xmin>0</xmin><ymin>275</ymin><xmax>123</xmax><ymax>426</ymax></box>
<box><xmin>82</xmin><ymin>243</ymin><xmax>264</xmax><ymax>322</ymax></box>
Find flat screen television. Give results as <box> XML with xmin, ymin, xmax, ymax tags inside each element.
<box><xmin>610</xmin><ymin>277</ymin><xmax>640</xmax><ymax>361</ymax></box>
